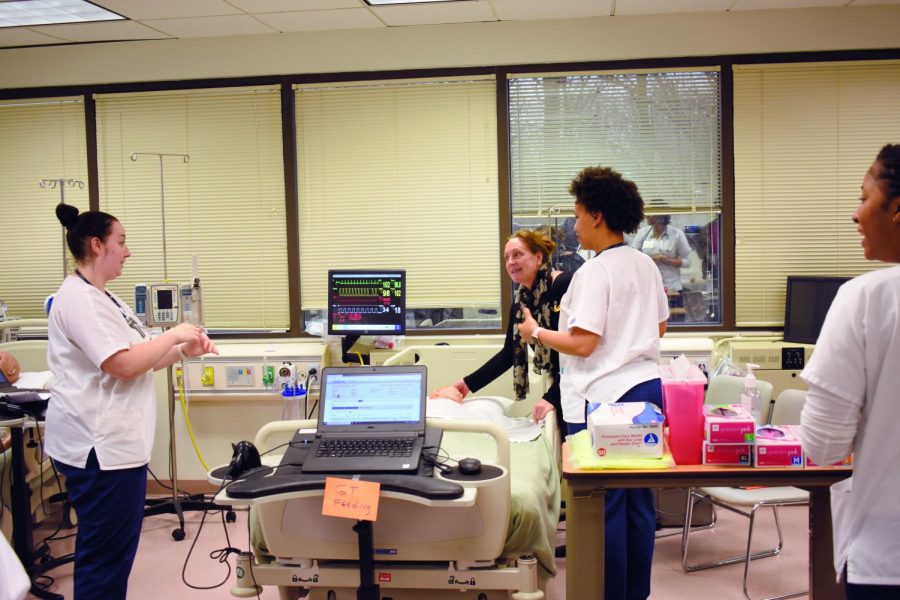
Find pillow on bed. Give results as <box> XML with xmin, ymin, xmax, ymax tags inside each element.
<box><xmin>462</xmin><ymin>395</ymin><xmax>514</xmax><ymax>413</ymax></box>
<box><xmin>426</xmin><ymin>396</ymin><xmax>541</xmax><ymax>443</ymax></box>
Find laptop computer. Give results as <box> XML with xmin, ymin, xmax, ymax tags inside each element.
<box><xmin>300</xmin><ymin>365</ymin><xmax>428</xmax><ymax>474</ymax></box>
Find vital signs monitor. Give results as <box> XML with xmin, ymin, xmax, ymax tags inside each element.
<box><xmin>327</xmin><ymin>269</ymin><xmax>406</xmax><ymax>336</ymax></box>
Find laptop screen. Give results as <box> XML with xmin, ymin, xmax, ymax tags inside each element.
<box><xmin>318</xmin><ymin>366</ymin><xmax>427</xmax><ymax>433</ymax></box>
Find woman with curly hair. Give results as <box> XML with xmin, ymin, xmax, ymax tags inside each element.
<box><xmin>520</xmin><ymin>165</ymin><xmax>669</xmax><ymax>600</ymax></box>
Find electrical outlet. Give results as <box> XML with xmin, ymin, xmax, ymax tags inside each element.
<box><xmin>201</xmin><ymin>366</ymin><xmax>215</xmax><ymax>386</ymax></box>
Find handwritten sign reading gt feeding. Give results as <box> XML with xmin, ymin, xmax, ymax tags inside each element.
<box><xmin>322</xmin><ymin>477</ymin><xmax>380</xmax><ymax>521</ymax></box>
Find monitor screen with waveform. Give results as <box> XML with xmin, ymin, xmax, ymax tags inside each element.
<box><xmin>327</xmin><ymin>269</ymin><xmax>406</xmax><ymax>336</ymax></box>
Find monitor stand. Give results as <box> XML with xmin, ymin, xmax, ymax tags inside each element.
<box><xmin>340</xmin><ymin>335</ymin><xmax>370</xmax><ymax>365</ymax></box>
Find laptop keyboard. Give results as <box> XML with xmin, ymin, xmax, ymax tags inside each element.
<box><xmin>316</xmin><ymin>438</ymin><xmax>414</xmax><ymax>458</ymax></box>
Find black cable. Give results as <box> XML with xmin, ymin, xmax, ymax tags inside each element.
<box><xmin>304</xmin><ymin>370</ymin><xmax>318</xmax><ymax>419</ymax></box>
<box><xmin>0</xmin><ymin>431</ymin><xmax>8</xmax><ymax>521</ymax></box>
<box><xmin>421</xmin><ymin>445</ymin><xmax>453</xmax><ymax>474</ymax></box>
<box><xmin>33</xmin><ymin>419</ymin><xmax>63</xmax><ymax>519</ymax></box>
<box><xmin>146</xmin><ymin>466</ymin><xmax>196</xmax><ymax>500</ymax></box>
<box><xmin>181</xmin><ymin>464</ymin><xmax>279</xmax><ymax>592</ymax></box>
<box><xmin>245</xmin><ymin>506</ymin><xmax>262</xmax><ymax>600</ymax></box>
<box><xmin>305</xmin><ymin>399</ymin><xmax>318</xmax><ymax>420</ymax></box>
<box><xmin>180</xmin><ymin>478</ymin><xmax>234</xmax><ymax>591</ymax></box>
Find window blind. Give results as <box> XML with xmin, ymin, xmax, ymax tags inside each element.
<box><xmin>508</xmin><ymin>69</ymin><xmax>721</xmax><ymax>217</ymax></box>
<box><xmin>295</xmin><ymin>78</ymin><xmax>499</xmax><ymax>311</ymax></box>
<box><xmin>95</xmin><ymin>87</ymin><xmax>288</xmax><ymax>330</ymax></box>
<box><xmin>0</xmin><ymin>97</ymin><xmax>88</xmax><ymax>318</ymax></box>
<box><xmin>733</xmin><ymin>61</ymin><xmax>900</xmax><ymax>326</ymax></box>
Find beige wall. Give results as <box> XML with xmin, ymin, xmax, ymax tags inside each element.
<box><xmin>2</xmin><ymin>6</ymin><xmax>900</xmax><ymax>90</ymax></box>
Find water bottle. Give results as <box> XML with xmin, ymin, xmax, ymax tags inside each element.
<box><xmin>740</xmin><ymin>363</ymin><xmax>762</xmax><ymax>424</ymax></box>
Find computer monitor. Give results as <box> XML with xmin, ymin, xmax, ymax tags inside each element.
<box><xmin>783</xmin><ymin>276</ymin><xmax>850</xmax><ymax>344</ymax></box>
<box><xmin>327</xmin><ymin>269</ymin><xmax>406</xmax><ymax>336</ymax></box>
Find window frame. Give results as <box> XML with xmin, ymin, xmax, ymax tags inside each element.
<box><xmin>2</xmin><ymin>49</ymin><xmax>900</xmax><ymax>337</ymax></box>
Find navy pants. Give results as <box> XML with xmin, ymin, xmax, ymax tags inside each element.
<box><xmin>55</xmin><ymin>449</ymin><xmax>147</xmax><ymax>600</ymax></box>
<box><xmin>844</xmin><ymin>567</ymin><xmax>900</xmax><ymax>600</ymax></box>
<box><xmin>568</xmin><ymin>378</ymin><xmax>663</xmax><ymax>600</ymax></box>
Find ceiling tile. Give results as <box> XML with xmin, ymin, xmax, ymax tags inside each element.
<box><xmin>227</xmin><ymin>0</ymin><xmax>363</xmax><ymax>12</ymax></box>
<box><xmin>614</xmin><ymin>0</ymin><xmax>734</xmax><ymax>16</ymax></box>
<box><xmin>369</xmin><ymin>0</ymin><xmax>498</xmax><ymax>26</ymax></box>
<box><xmin>94</xmin><ymin>0</ymin><xmax>243</xmax><ymax>20</ymax></box>
<box><xmin>0</xmin><ymin>27</ymin><xmax>70</xmax><ymax>48</ymax></box>
<box><xmin>731</xmin><ymin>0</ymin><xmax>847</xmax><ymax>9</ymax></box>
<box><xmin>140</xmin><ymin>15</ymin><xmax>280</xmax><ymax>37</ymax></box>
<box><xmin>255</xmin><ymin>8</ymin><xmax>383</xmax><ymax>31</ymax></box>
<box><xmin>28</xmin><ymin>19</ymin><xmax>171</xmax><ymax>42</ymax></box>
<box><xmin>489</xmin><ymin>0</ymin><xmax>613</xmax><ymax>21</ymax></box>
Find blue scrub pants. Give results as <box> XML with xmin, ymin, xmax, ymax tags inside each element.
<box><xmin>844</xmin><ymin>567</ymin><xmax>900</xmax><ymax>600</ymax></box>
<box><xmin>55</xmin><ymin>449</ymin><xmax>147</xmax><ymax>600</ymax></box>
<box><xmin>567</xmin><ymin>378</ymin><xmax>663</xmax><ymax>600</ymax></box>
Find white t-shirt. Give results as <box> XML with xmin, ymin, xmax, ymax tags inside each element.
<box><xmin>45</xmin><ymin>275</ymin><xmax>156</xmax><ymax>470</ymax></box>
<box><xmin>800</xmin><ymin>265</ymin><xmax>900</xmax><ymax>585</ymax></box>
<box><xmin>558</xmin><ymin>245</ymin><xmax>669</xmax><ymax>423</ymax></box>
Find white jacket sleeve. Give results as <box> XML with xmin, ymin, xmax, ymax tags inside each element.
<box><xmin>0</xmin><ymin>534</ymin><xmax>29</xmax><ymax>600</ymax></box>
<box><xmin>800</xmin><ymin>383</ymin><xmax>859</xmax><ymax>466</ymax></box>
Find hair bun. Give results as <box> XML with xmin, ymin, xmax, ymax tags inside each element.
<box><xmin>55</xmin><ymin>203</ymin><xmax>80</xmax><ymax>228</ymax></box>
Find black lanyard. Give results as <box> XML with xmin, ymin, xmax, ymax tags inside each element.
<box><xmin>74</xmin><ymin>270</ymin><xmax>147</xmax><ymax>339</ymax></box>
<box><xmin>597</xmin><ymin>241</ymin><xmax>627</xmax><ymax>255</ymax></box>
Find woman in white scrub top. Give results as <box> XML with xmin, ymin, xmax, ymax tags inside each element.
<box><xmin>800</xmin><ymin>144</ymin><xmax>900</xmax><ymax>599</ymax></box>
<box><xmin>45</xmin><ymin>203</ymin><xmax>217</xmax><ymax>600</ymax></box>
<box><xmin>519</xmin><ymin>166</ymin><xmax>668</xmax><ymax>600</ymax></box>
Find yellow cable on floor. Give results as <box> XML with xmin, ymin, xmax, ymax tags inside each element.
<box><xmin>177</xmin><ymin>371</ymin><xmax>210</xmax><ymax>472</ymax></box>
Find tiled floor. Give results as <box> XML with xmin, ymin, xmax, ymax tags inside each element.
<box><xmin>25</xmin><ymin>499</ymin><xmax>810</xmax><ymax>599</ymax></box>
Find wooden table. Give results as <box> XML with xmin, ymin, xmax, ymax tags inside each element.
<box><xmin>562</xmin><ymin>444</ymin><xmax>851</xmax><ymax>600</ymax></box>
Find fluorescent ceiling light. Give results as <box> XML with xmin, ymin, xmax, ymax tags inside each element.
<box><xmin>0</xmin><ymin>0</ymin><xmax>124</xmax><ymax>28</ymax></box>
<box><xmin>365</xmin><ymin>0</ymin><xmax>463</xmax><ymax>5</ymax></box>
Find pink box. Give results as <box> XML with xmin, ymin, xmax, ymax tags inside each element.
<box><xmin>702</xmin><ymin>442</ymin><xmax>753</xmax><ymax>466</ymax></box>
<box><xmin>753</xmin><ymin>425</ymin><xmax>803</xmax><ymax>467</ymax></box>
<box><xmin>704</xmin><ymin>404</ymin><xmax>756</xmax><ymax>444</ymax></box>
<box><xmin>660</xmin><ymin>364</ymin><xmax>707</xmax><ymax>465</ymax></box>
<box><xmin>806</xmin><ymin>456</ymin><xmax>853</xmax><ymax>467</ymax></box>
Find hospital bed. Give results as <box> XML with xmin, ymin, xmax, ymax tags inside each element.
<box><xmin>216</xmin><ymin>407</ymin><xmax>560</xmax><ymax>600</ymax></box>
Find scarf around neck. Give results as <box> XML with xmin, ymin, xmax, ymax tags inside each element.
<box><xmin>512</xmin><ymin>264</ymin><xmax>554</xmax><ymax>401</ymax></box>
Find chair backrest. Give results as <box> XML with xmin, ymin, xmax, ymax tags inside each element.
<box><xmin>705</xmin><ymin>374</ymin><xmax>775</xmax><ymax>421</ymax></box>
<box><xmin>769</xmin><ymin>388</ymin><xmax>807</xmax><ymax>426</ymax></box>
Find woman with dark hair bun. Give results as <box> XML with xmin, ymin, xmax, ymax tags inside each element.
<box><xmin>45</xmin><ymin>203</ymin><xmax>218</xmax><ymax>599</ymax></box>
<box><xmin>519</xmin><ymin>166</ymin><xmax>669</xmax><ymax>600</ymax></box>
<box><xmin>800</xmin><ymin>144</ymin><xmax>900</xmax><ymax>599</ymax></box>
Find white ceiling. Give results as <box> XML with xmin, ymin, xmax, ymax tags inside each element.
<box><xmin>0</xmin><ymin>0</ymin><xmax>897</xmax><ymax>48</ymax></box>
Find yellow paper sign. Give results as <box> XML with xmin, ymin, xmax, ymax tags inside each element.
<box><xmin>322</xmin><ymin>477</ymin><xmax>380</xmax><ymax>521</ymax></box>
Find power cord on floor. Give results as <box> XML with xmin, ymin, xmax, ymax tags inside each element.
<box><xmin>180</xmin><ymin>465</ymin><xmax>279</xmax><ymax>595</ymax></box>
<box><xmin>180</xmin><ymin>477</ymin><xmax>236</xmax><ymax>591</ymax></box>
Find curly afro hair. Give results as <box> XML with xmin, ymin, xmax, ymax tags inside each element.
<box><xmin>568</xmin><ymin>166</ymin><xmax>645</xmax><ymax>235</ymax></box>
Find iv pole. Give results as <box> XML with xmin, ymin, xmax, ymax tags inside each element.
<box><xmin>131</xmin><ymin>152</ymin><xmax>224</xmax><ymax>541</ymax></box>
<box><xmin>129</xmin><ymin>152</ymin><xmax>189</xmax><ymax>281</ymax></box>
<box><xmin>39</xmin><ymin>178</ymin><xmax>85</xmax><ymax>278</ymax></box>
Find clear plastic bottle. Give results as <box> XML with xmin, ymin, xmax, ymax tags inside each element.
<box><xmin>281</xmin><ymin>386</ymin><xmax>301</xmax><ymax>421</ymax></box>
<box><xmin>740</xmin><ymin>363</ymin><xmax>762</xmax><ymax>423</ymax></box>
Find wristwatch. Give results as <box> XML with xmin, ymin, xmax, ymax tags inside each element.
<box><xmin>533</xmin><ymin>327</ymin><xmax>544</xmax><ymax>346</ymax></box>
